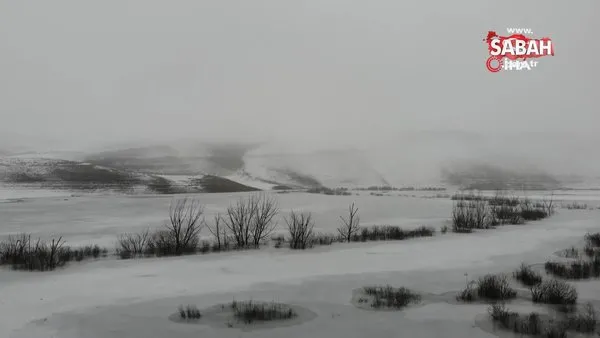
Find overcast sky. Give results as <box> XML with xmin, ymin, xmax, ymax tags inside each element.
<box><xmin>0</xmin><ymin>0</ymin><xmax>597</xmax><ymax>152</ymax></box>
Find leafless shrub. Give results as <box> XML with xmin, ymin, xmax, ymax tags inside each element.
<box><xmin>312</xmin><ymin>233</ymin><xmax>338</xmax><ymax>246</ymax></box>
<box><xmin>563</xmin><ymin>202</ymin><xmax>588</xmax><ymax>210</ymax></box>
<box><xmin>567</xmin><ymin>302</ymin><xmax>597</xmax><ymax>333</ymax></box>
<box><xmin>0</xmin><ymin>234</ymin><xmax>70</xmax><ymax>271</ymax></box>
<box><xmin>531</xmin><ymin>279</ymin><xmax>577</xmax><ymax>305</ymax></box>
<box><xmin>452</xmin><ymin>198</ymin><xmax>490</xmax><ymax>232</ymax></box>
<box><xmin>223</xmin><ymin>193</ymin><xmax>279</xmax><ymax>248</ymax></box>
<box><xmin>251</xmin><ymin>194</ymin><xmax>279</xmax><ymax>247</ymax></box>
<box><xmin>164</xmin><ymin>197</ymin><xmax>204</xmax><ymax>255</ymax></box>
<box><xmin>363</xmin><ymin>285</ymin><xmax>421</xmax><ymax>309</ymax></box>
<box><xmin>231</xmin><ymin>300</ymin><xmax>296</xmax><ymax>323</ymax></box>
<box><xmin>545</xmin><ymin>258</ymin><xmax>600</xmax><ymax>280</ymax></box>
<box><xmin>514</xmin><ymin>263</ymin><xmax>542</xmax><ymax>286</ymax></box>
<box><xmin>456</xmin><ymin>281</ymin><xmax>477</xmax><ymax>302</ymax></box>
<box><xmin>476</xmin><ymin>274</ymin><xmax>517</xmax><ymax>300</ymax></box>
<box><xmin>178</xmin><ymin>305</ymin><xmax>201</xmax><ymax>319</ymax></box>
<box><xmin>286</xmin><ymin>210</ymin><xmax>315</xmax><ymax>250</ymax></box>
<box><xmin>337</xmin><ymin>202</ymin><xmax>360</xmax><ymax>242</ymax></box>
<box><xmin>117</xmin><ymin>229</ymin><xmax>150</xmax><ymax>258</ymax></box>
<box><xmin>207</xmin><ymin>213</ymin><xmax>231</xmax><ymax>252</ymax></box>
<box><xmin>543</xmin><ymin>192</ymin><xmax>556</xmax><ymax>216</ymax></box>
<box><xmin>520</xmin><ymin>198</ymin><xmax>549</xmax><ymax>221</ymax></box>
<box><xmin>488</xmin><ymin>303</ymin><xmax>542</xmax><ymax>335</ymax></box>
<box><xmin>585</xmin><ymin>232</ymin><xmax>600</xmax><ymax>248</ymax></box>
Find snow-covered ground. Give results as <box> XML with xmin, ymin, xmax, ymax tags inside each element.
<box><xmin>1</xmin><ymin>190</ymin><xmax>600</xmax><ymax>338</ymax></box>
<box><xmin>0</xmin><ymin>191</ymin><xmax>453</xmax><ymax>247</ymax></box>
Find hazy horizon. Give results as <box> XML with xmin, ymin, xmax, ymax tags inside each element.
<box><xmin>1</xmin><ymin>1</ymin><xmax>598</xmax><ymax>175</ymax></box>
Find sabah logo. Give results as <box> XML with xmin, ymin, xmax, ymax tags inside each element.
<box><xmin>484</xmin><ymin>29</ymin><xmax>554</xmax><ymax>73</ymax></box>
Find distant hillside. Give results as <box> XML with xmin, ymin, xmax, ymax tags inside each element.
<box><xmin>84</xmin><ymin>143</ymin><xmax>253</xmax><ymax>176</ymax></box>
<box><xmin>0</xmin><ymin>157</ymin><xmax>260</xmax><ymax>194</ymax></box>
<box><xmin>441</xmin><ymin>162</ymin><xmax>561</xmax><ymax>190</ymax></box>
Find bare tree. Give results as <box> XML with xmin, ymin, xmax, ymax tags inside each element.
<box><xmin>251</xmin><ymin>193</ymin><xmax>279</xmax><ymax>247</ymax></box>
<box><xmin>223</xmin><ymin>193</ymin><xmax>279</xmax><ymax>248</ymax></box>
<box><xmin>543</xmin><ymin>191</ymin><xmax>555</xmax><ymax>216</ymax></box>
<box><xmin>286</xmin><ymin>210</ymin><xmax>315</xmax><ymax>249</ymax></box>
<box><xmin>338</xmin><ymin>202</ymin><xmax>360</xmax><ymax>242</ymax></box>
<box><xmin>223</xmin><ymin>195</ymin><xmax>257</xmax><ymax>248</ymax></box>
<box><xmin>470</xmin><ymin>198</ymin><xmax>489</xmax><ymax>229</ymax></box>
<box><xmin>165</xmin><ymin>197</ymin><xmax>204</xmax><ymax>255</ymax></box>
<box><xmin>207</xmin><ymin>213</ymin><xmax>230</xmax><ymax>251</ymax></box>
<box><xmin>117</xmin><ymin>228</ymin><xmax>150</xmax><ymax>257</ymax></box>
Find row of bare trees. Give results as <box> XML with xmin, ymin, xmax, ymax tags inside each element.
<box><xmin>117</xmin><ymin>194</ymin><xmax>363</xmax><ymax>257</ymax></box>
<box><xmin>118</xmin><ymin>194</ymin><xmax>281</xmax><ymax>256</ymax></box>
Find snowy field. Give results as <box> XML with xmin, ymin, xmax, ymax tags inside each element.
<box><xmin>1</xmin><ymin>188</ymin><xmax>600</xmax><ymax>337</ymax></box>
<box><xmin>0</xmin><ymin>189</ymin><xmax>455</xmax><ymax>247</ymax></box>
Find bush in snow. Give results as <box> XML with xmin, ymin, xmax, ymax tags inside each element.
<box><xmin>488</xmin><ymin>303</ymin><xmax>542</xmax><ymax>336</ymax></box>
<box><xmin>0</xmin><ymin>233</ymin><xmax>105</xmax><ymax>271</ymax></box>
<box><xmin>178</xmin><ymin>305</ymin><xmax>201</xmax><ymax>319</ymax></box>
<box><xmin>519</xmin><ymin>198</ymin><xmax>549</xmax><ymax>221</ymax></box>
<box><xmin>585</xmin><ymin>232</ymin><xmax>600</xmax><ymax>248</ymax></box>
<box><xmin>285</xmin><ymin>210</ymin><xmax>315</xmax><ymax>250</ymax></box>
<box><xmin>117</xmin><ymin>229</ymin><xmax>151</xmax><ymax>258</ymax></box>
<box><xmin>476</xmin><ymin>274</ymin><xmax>517</xmax><ymax>300</ymax></box>
<box><xmin>531</xmin><ymin>279</ymin><xmax>577</xmax><ymax>306</ymax></box>
<box><xmin>206</xmin><ymin>213</ymin><xmax>232</xmax><ymax>252</ymax></box>
<box><xmin>312</xmin><ymin>233</ymin><xmax>338</xmax><ymax>246</ymax></box>
<box><xmin>451</xmin><ymin>198</ymin><xmax>490</xmax><ymax>232</ymax></box>
<box><xmin>567</xmin><ymin>302</ymin><xmax>597</xmax><ymax>333</ymax></box>
<box><xmin>456</xmin><ymin>281</ymin><xmax>477</xmax><ymax>302</ymax></box>
<box><xmin>353</xmin><ymin>225</ymin><xmax>435</xmax><ymax>242</ymax></box>
<box><xmin>513</xmin><ymin>263</ymin><xmax>542</xmax><ymax>286</ymax></box>
<box><xmin>337</xmin><ymin>202</ymin><xmax>360</xmax><ymax>242</ymax></box>
<box><xmin>230</xmin><ymin>300</ymin><xmax>296</xmax><ymax>324</ymax></box>
<box><xmin>362</xmin><ymin>285</ymin><xmax>421</xmax><ymax>309</ymax></box>
<box><xmin>222</xmin><ymin>193</ymin><xmax>279</xmax><ymax>249</ymax></box>
<box><xmin>545</xmin><ymin>259</ymin><xmax>600</xmax><ymax>280</ymax></box>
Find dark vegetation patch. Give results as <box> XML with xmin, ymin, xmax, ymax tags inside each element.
<box><xmin>191</xmin><ymin>175</ymin><xmax>260</xmax><ymax>193</ymax></box>
<box><xmin>488</xmin><ymin>303</ymin><xmax>543</xmax><ymax>336</ymax></box>
<box><xmin>355</xmin><ymin>186</ymin><xmax>446</xmax><ymax>191</ymax></box>
<box><xmin>2</xmin><ymin>160</ymin><xmax>141</xmax><ymax>191</ymax></box>
<box><xmin>146</xmin><ymin>176</ymin><xmax>184</xmax><ymax>194</ymax></box>
<box><xmin>285</xmin><ymin>210</ymin><xmax>315</xmax><ymax>250</ymax></box>
<box><xmin>560</xmin><ymin>246</ymin><xmax>581</xmax><ymax>259</ymax></box>
<box><xmin>545</xmin><ymin>232</ymin><xmax>600</xmax><ymax>280</ymax></box>
<box><xmin>476</xmin><ymin>274</ymin><xmax>517</xmax><ymax>300</ymax></box>
<box><xmin>6</xmin><ymin>172</ymin><xmax>46</xmax><ymax>183</ymax></box>
<box><xmin>544</xmin><ymin>259</ymin><xmax>600</xmax><ymax>280</ymax></box>
<box><xmin>441</xmin><ymin>163</ymin><xmax>560</xmax><ymax>190</ymax></box>
<box><xmin>451</xmin><ymin>192</ymin><xmax>554</xmax><ymax>233</ymax></box>
<box><xmin>586</xmin><ymin>232</ymin><xmax>600</xmax><ymax>248</ymax></box>
<box><xmin>231</xmin><ymin>300</ymin><xmax>296</xmax><ymax>324</ymax></box>
<box><xmin>563</xmin><ymin>202</ymin><xmax>589</xmax><ymax>210</ymax></box>
<box><xmin>361</xmin><ymin>285</ymin><xmax>421</xmax><ymax>309</ymax></box>
<box><xmin>457</xmin><ymin>274</ymin><xmax>517</xmax><ymax>302</ymax></box>
<box><xmin>487</xmin><ymin>302</ymin><xmax>598</xmax><ymax>336</ymax></box>
<box><xmin>117</xmin><ymin>195</ymin><xmax>278</xmax><ymax>258</ymax></box>
<box><xmin>566</xmin><ymin>303</ymin><xmax>597</xmax><ymax>333</ymax></box>
<box><xmin>178</xmin><ymin>305</ymin><xmax>202</xmax><ymax>320</ymax></box>
<box><xmin>49</xmin><ymin>164</ymin><xmax>140</xmax><ymax>190</ymax></box>
<box><xmin>355</xmin><ymin>225</ymin><xmax>435</xmax><ymax>242</ymax></box>
<box><xmin>274</xmin><ymin>169</ymin><xmax>322</xmax><ymax>188</ymax></box>
<box><xmin>0</xmin><ymin>234</ymin><xmax>107</xmax><ymax>271</ymax></box>
<box><xmin>306</xmin><ymin>187</ymin><xmax>351</xmax><ymax>195</ymax></box>
<box><xmin>531</xmin><ymin>279</ymin><xmax>578</xmax><ymax>306</ymax></box>
<box><xmin>514</xmin><ymin>263</ymin><xmax>543</xmax><ymax>286</ymax></box>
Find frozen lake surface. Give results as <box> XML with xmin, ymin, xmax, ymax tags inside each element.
<box><xmin>1</xmin><ymin>188</ymin><xmax>600</xmax><ymax>337</ymax></box>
